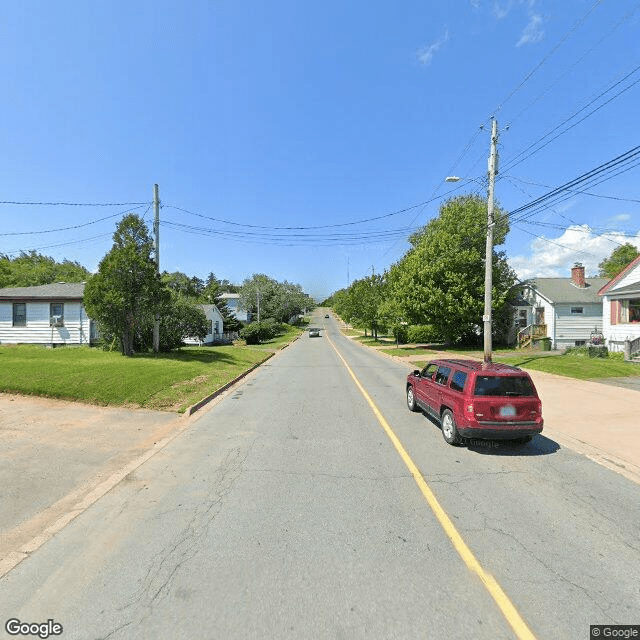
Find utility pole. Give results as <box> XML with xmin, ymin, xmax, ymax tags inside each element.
<box><xmin>483</xmin><ymin>119</ymin><xmax>498</xmax><ymax>364</ymax></box>
<box><xmin>153</xmin><ymin>184</ymin><xmax>160</xmax><ymax>353</ymax></box>
<box><xmin>257</xmin><ymin>288</ymin><xmax>260</xmax><ymax>322</ymax></box>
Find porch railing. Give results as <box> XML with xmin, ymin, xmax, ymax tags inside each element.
<box><xmin>624</xmin><ymin>336</ymin><xmax>640</xmax><ymax>360</ymax></box>
<box><xmin>518</xmin><ymin>323</ymin><xmax>547</xmax><ymax>347</ymax></box>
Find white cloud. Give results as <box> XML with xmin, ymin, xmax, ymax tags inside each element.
<box><xmin>517</xmin><ymin>12</ymin><xmax>544</xmax><ymax>46</ymax></box>
<box><xmin>470</xmin><ymin>0</ymin><xmax>481</xmax><ymax>8</ymax></box>
<box><xmin>510</xmin><ymin>225</ymin><xmax>640</xmax><ymax>280</ymax></box>
<box><xmin>610</xmin><ymin>213</ymin><xmax>631</xmax><ymax>222</ymax></box>
<box><xmin>417</xmin><ymin>29</ymin><xmax>449</xmax><ymax>66</ymax></box>
<box><xmin>493</xmin><ymin>1</ymin><xmax>512</xmax><ymax>19</ymax></box>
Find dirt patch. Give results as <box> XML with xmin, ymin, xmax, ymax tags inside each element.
<box><xmin>171</xmin><ymin>374</ymin><xmax>209</xmax><ymax>389</ymax></box>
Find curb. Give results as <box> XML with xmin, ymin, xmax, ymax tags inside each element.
<box><xmin>187</xmin><ymin>353</ymin><xmax>275</xmax><ymax>415</ymax></box>
<box><xmin>186</xmin><ymin>331</ymin><xmax>302</xmax><ymax>415</ymax></box>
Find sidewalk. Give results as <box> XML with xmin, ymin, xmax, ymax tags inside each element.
<box><xmin>358</xmin><ymin>340</ymin><xmax>640</xmax><ymax>485</ymax></box>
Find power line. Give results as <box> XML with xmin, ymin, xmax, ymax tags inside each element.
<box><xmin>507</xmin><ymin>2</ymin><xmax>640</xmax><ymax>126</ymax></box>
<box><xmin>514</xmin><ymin>225</ymin><xmax>603</xmax><ymax>259</ymax></box>
<box><xmin>1</xmin><ymin>233</ymin><xmax>114</xmax><ymax>257</ymax></box>
<box><xmin>507</xmin><ymin>146</ymin><xmax>640</xmax><ymax>224</ymax></box>
<box><xmin>165</xmin><ymin>194</ymin><xmax>460</xmax><ymax>230</ymax></box>
<box><xmin>0</xmin><ymin>204</ymin><xmax>149</xmax><ymax>236</ymax></box>
<box><xmin>160</xmin><ymin>219</ymin><xmax>417</xmax><ymax>246</ymax></box>
<box><xmin>501</xmin><ymin>63</ymin><xmax>640</xmax><ymax>173</ymax></box>
<box><xmin>495</xmin><ymin>0</ymin><xmax>604</xmax><ymax>115</ymax></box>
<box><xmin>0</xmin><ymin>200</ymin><xmax>149</xmax><ymax>207</ymax></box>
<box><xmin>503</xmin><ymin>175</ymin><xmax>640</xmax><ymax>204</ymax></box>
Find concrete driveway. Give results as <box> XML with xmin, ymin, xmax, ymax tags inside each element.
<box><xmin>0</xmin><ymin>393</ymin><xmax>184</xmax><ymax>565</ymax></box>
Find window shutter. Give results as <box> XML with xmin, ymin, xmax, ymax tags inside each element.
<box><xmin>610</xmin><ymin>300</ymin><xmax>619</xmax><ymax>325</ymax></box>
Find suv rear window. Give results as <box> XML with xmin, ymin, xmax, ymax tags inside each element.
<box><xmin>473</xmin><ymin>375</ymin><xmax>535</xmax><ymax>397</ymax></box>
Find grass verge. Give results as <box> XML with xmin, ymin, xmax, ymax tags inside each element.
<box><xmin>407</xmin><ymin>350</ymin><xmax>640</xmax><ymax>380</ymax></box>
<box><xmin>0</xmin><ymin>338</ymin><xmax>297</xmax><ymax>413</ymax></box>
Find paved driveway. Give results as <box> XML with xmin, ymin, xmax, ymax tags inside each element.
<box><xmin>0</xmin><ymin>393</ymin><xmax>182</xmax><ymax>560</ymax></box>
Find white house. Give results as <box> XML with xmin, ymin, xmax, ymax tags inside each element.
<box><xmin>183</xmin><ymin>304</ymin><xmax>225</xmax><ymax>345</ymax></box>
<box><xmin>517</xmin><ymin>263</ymin><xmax>608</xmax><ymax>350</ymax></box>
<box><xmin>219</xmin><ymin>292</ymin><xmax>251</xmax><ymax>322</ymax></box>
<box><xmin>0</xmin><ymin>282</ymin><xmax>95</xmax><ymax>345</ymax></box>
<box><xmin>598</xmin><ymin>254</ymin><xmax>640</xmax><ymax>355</ymax></box>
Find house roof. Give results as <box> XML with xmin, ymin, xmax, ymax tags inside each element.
<box><xmin>0</xmin><ymin>282</ymin><xmax>86</xmax><ymax>300</ymax></box>
<box><xmin>198</xmin><ymin>304</ymin><xmax>221</xmax><ymax>315</ymax></box>
<box><xmin>598</xmin><ymin>254</ymin><xmax>640</xmax><ymax>296</ymax></box>
<box><xmin>604</xmin><ymin>282</ymin><xmax>640</xmax><ymax>296</ymax></box>
<box><xmin>523</xmin><ymin>278</ymin><xmax>608</xmax><ymax>304</ymax></box>
<box><xmin>219</xmin><ymin>292</ymin><xmax>239</xmax><ymax>299</ymax></box>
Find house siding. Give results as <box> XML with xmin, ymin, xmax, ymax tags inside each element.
<box><xmin>602</xmin><ymin>294</ymin><xmax>640</xmax><ymax>352</ymax></box>
<box><xmin>553</xmin><ymin>303</ymin><xmax>602</xmax><ymax>348</ymax></box>
<box><xmin>522</xmin><ymin>289</ymin><xmax>555</xmax><ymax>344</ymax></box>
<box><xmin>184</xmin><ymin>305</ymin><xmax>225</xmax><ymax>345</ymax></box>
<box><xmin>0</xmin><ymin>301</ymin><xmax>90</xmax><ymax>345</ymax></box>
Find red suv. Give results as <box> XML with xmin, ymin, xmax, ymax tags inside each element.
<box><xmin>406</xmin><ymin>359</ymin><xmax>543</xmax><ymax>445</ymax></box>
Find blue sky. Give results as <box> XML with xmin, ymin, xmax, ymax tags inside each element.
<box><xmin>1</xmin><ymin>0</ymin><xmax>639</xmax><ymax>300</ymax></box>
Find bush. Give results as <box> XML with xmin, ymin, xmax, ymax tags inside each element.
<box><xmin>564</xmin><ymin>345</ymin><xmax>609</xmax><ymax>358</ymax></box>
<box><xmin>392</xmin><ymin>324</ymin><xmax>408</xmax><ymax>344</ymax></box>
<box><xmin>407</xmin><ymin>324</ymin><xmax>440</xmax><ymax>344</ymax></box>
<box><xmin>239</xmin><ymin>320</ymin><xmax>287</xmax><ymax>344</ymax></box>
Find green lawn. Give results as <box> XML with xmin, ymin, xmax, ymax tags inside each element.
<box><xmin>409</xmin><ymin>351</ymin><xmax>640</xmax><ymax>380</ymax></box>
<box><xmin>0</xmin><ymin>339</ymin><xmax>295</xmax><ymax>413</ymax></box>
<box><xmin>354</xmin><ymin>335</ymin><xmax>395</xmax><ymax>346</ymax></box>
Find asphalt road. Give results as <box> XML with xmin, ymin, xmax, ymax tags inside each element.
<box><xmin>1</xmin><ymin>309</ymin><xmax>639</xmax><ymax>639</ymax></box>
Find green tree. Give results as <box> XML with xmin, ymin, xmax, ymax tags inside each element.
<box><xmin>84</xmin><ymin>214</ymin><xmax>167</xmax><ymax>356</ymax></box>
<box><xmin>0</xmin><ymin>251</ymin><xmax>89</xmax><ymax>288</ymax></box>
<box><xmin>238</xmin><ymin>274</ymin><xmax>311</xmax><ymax>323</ymax></box>
<box><xmin>162</xmin><ymin>271</ymin><xmax>204</xmax><ymax>298</ymax></box>
<box><xmin>386</xmin><ymin>194</ymin><xmax>516</xmax><ymax>345</ymax></box>
<box><xmin>598</xmin><ymin>243</ymin><xmax>640</xmax><ymax>280</ymax></box>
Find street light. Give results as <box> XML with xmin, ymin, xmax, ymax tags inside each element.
<box><xmin>444</xmin><ymin>119</ymin><xmax>498</xmax><ymax>363</ymax></box>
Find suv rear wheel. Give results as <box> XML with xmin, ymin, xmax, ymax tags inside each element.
<box><xmin>441</xmin><ymin>409</ymin><xmax>461</xmax><ymax>446</ymax></box>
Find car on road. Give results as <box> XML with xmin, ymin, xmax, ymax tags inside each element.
<box><xmin>406</xmin><ymin>358</ymin><xmax>543</xmax><ymax>445</ymax></box>
<box><xmin>309</xmin><ymin>328</ymin><xmax>321</xmax><ymax>337</ymax></box>
<box><xmin>324</xmin><ymin>314</ymin><xmax>330</xmax><ymax>318</ymax></box>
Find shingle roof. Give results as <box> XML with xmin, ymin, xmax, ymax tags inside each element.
<box><xmin>0</xmin><ymin>282</ymin><xmax>86</xmax><ymax>300</ymax></box>
<box><xmin>524</xmin><ymin>278</ymin><xmax>608</xmax><ymax>304</ymax></box>
<box><xmin>598</xmin><ymin>254</ymin><xmax>640</xmax><ymax>295</ymax></box>
<box><xmin>604</xmin><ymin>282</ymin><xmax>640</xmax><ymax>296</ymax></box>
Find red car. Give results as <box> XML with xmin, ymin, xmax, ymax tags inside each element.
<box><xmin>406</xmin><ymin>359</ymin><xmax>543</xmax><ymax>445</ymax></box>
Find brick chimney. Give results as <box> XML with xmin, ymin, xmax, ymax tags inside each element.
<box><xmin>571</xmin><ymin>262</ymin><xmax>586</xmax><ymax>288</ymax></box>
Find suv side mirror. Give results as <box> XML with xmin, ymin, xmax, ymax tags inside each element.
<box><xmin>413</xmin><ymin>370</ymin><xmax>420</xmax><ymax>377</ymax></box>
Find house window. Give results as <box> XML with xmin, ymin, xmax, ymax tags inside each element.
<box><xmin>516</xmin><ymin>309</ymin><xmax>527</xmax><ymax>329</ymax></box>
<box><xmin>616</xmin><ymin>298</ymin><xmax>640</xmax><ymax>323</ymax></box>
<box><xmin>570</xmin><ymin>307</ymin><xmax>583</xmax><ymax>314</ymax></box>
<box><xmin>209</xmin><ymin>320</ymin><xmax>213</xmax><ymax>335</ymax></box>
<box><xmin>50</xmin><ymin>303</ymin><xmax>64</xmax><ymax>326</ymax></box>
<box><xmin>13</xmin><ymin>303</ymin><xmax>26</xmax><ymax>327</ymax></box>
<box><xmin>575</xmin><ymin>340</ymin><xmax>586</xmax><ymax>347</ymax></box>
<box><xmin>214</xmin><ymin>321</ymin><xmax>219</xmax><ymax>335</ymax></box>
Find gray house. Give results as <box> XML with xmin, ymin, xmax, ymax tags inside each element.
<box><xmin>516</xmin><ymin>264</ymin><xmax>608</xmax><ymax>349</ymax></box>
<box><xmin>0</xmin><ymin>282</ymin><xmax>95</xmax><ymax>346</ymax></box>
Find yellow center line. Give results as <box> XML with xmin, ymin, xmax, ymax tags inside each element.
<box><xmin>326</xmin><ymin>332</ymin><xmax>537</xmax><ymax>640</ymax></box>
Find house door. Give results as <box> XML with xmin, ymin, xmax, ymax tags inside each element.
<box><xmin>535</xmin><ymin>307</ymin><xmax>545</xmax><ymax>325</ymax></box>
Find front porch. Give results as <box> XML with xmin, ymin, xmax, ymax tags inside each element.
<box><xmin>518</xmin><ymin>323</ymin><xmax>548</xmax><ymax>349</ymax></box>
